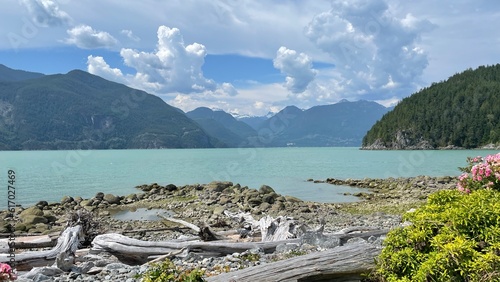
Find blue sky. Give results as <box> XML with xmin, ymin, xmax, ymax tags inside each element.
<box><xmin>1</xmin><ymin>1</ymin><xmax>499</xmax><ymax>115</ymax></box>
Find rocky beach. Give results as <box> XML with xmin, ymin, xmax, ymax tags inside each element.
<box><xmin>0</xmin><ymin>176</ymin><xmax>458</xmax><ymax>281</ymax></box>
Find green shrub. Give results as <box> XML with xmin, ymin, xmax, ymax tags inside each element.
<box><xmin>375</xmin><ymin>189</ymin><xmax>500</xmax><ymax>281</ymax></box>
<box><xmin>139</xmin><ymin>259</ymin><xmax>205</xmax><ymax>282</ymax></box>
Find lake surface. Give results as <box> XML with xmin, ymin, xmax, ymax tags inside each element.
<box><xmin>0</xmin><ymin>147</ymin><xmax>498</xmax><ymax>209</ymax></box>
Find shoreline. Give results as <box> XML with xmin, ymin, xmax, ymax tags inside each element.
<box><xmin>0</xmin><ymin>176</ymin><xmax>458</xmax><ymax>281</ymax></box>
<box><xmin>1</xmin><ymin>176</ymin><xmax>458</xmax><ymax>236</ymax></box>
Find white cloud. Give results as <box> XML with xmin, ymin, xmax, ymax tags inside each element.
<box><xmin>19</xmin><ymin>0</ymin><xmax>72</xmax><ymax>27</ymax></box>
<box><xmin>87</xmin><ymin>25</ymin><xmax>238</xmax><ymax>100</ymax></box>
<box><xmin>168</xmin><ymin>83</ymin><xmax>289</xmax><ymax>116</ymax></box>
<box><xmin>273</xmin><ymin>46</ymin><xmax>317</xmax><ymax>94</ymax></box>
<box><xmin>65</xmin><ymin>25</ymin><xmax>118</xmax><ymax>49</ymax></box>
<box><xmin>118</xmin><ymin>25</ymin><xmax>217</xmax><ymax>93</ymax></box>
<box><xmin>86</xmin><ymin>56</ymin><xmax>124</xmax><ymax>82</ymax></box>
<box><xmin>304</xmin><ymin>0</ymin><xmax>435</xmax><ymax>100</ymax></box>
<box><xmin>121</xmin><ymin>29</ymin><xmax>140</xmax><ymax>42</ymax></box>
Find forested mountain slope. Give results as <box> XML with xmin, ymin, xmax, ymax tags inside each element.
<box><xmin>0</xmin><ymin>69</ymin><xmax>218</xmax><ymax>149</ymax></box>
<box><xmin>363</xmin><ymin>64</ymin><xmax>500</xmax><ymax>149</ymax></box>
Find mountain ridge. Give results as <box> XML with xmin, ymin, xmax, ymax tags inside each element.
<box><xmin>362</xmin><ymin>64</ymin><xmax>500</xmax><ymax>149</ymax></box>
<box><xmin>0</xmin><ymin>67</ymin><xmax>218</xmax><ymax>149</ymax></box>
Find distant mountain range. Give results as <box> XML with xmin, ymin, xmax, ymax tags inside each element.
<box><xmin>187</xmin><ymin>100</ymin><xmax>390</xmax><ymax>147</ymax></box>
<box><xmin>0</xmin><ymin>64</ymin><xmax>390</xmax><ymax>149</ymax></box>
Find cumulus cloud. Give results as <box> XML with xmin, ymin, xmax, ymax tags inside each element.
<box><xmin>65</xmin><ymin>25</ymin><xmax>118</xmax><ymax>49</ymax></box>
<box><xmin>19</xmin><ymin>0</ymin><xmax>72</xmax><ymax>27</ymax></box>
<box><xmin>87</xmin><ymin>56</ymin><xmax>124</xmax><ymax>83</ymax></box>
<box><xmin>304</xmin><ymin>0</ymin><xmax>435</xmax><ymax>100</ymax></box>
<box><xmin>87</xmin><ymin>25</ymin><xmax>237</xmax><ymax>97</ymax></box>
<box><xmin>273</xmin><ymin>46</ymin><xmax>317</xmax><ymax>94</ymax></box>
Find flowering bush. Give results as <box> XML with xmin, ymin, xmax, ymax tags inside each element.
<box><xmin>375</xmin><ymin>153</ymin><xmax>500</xmax><ymax>281</ymax></box>
<box><xmin>0</xmin><ymin>263</ymin><xmax>16</xmax><ymax>281</ymax></box>
<box><xmin>457</xmin><ymin>152</ymin><xmax>500</xmax><ymax>192</ymax></box>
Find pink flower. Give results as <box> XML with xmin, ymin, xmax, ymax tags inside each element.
<box><xmin>0</xmin><ymin>264</ymin><xmax>10</xmax><ymax>273</ymax></box>
<box><xmin>0</xmin><ymin>263</ymin><xmax>16</xmax><ymax>281</ymax></box>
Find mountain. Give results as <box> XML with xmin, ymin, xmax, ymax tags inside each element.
<box><xmin>0</xmin><ymin>68</ymin><xmax>218</xmax><ymax>149</ymax></box>
<box><xmin>258</xmin><ymin>101</ymin><xmax>389</xmax><ymax>147</ymax></box>
<box><xmin>186</xmin><ymin>107</ymin><xmax>258</xmax><ymax>147</ymax></box>
<box><xmin>0</xmin><ymin>64</ymin><xmax>45</xmax><ymax>82</ymax></box>
<box><xmin>362</xmin><ymin>64</ymin><xmax>500</xmax><ymax>149</ymax></box>
<box><xmin>235</xmin><ymin>115</ymin><xmax>267</xmax><ymax>130</ymax></box>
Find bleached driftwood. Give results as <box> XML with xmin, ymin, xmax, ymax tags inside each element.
<box><xmin>90</xmin><ymin>233</ymin><xmax>300</xmax><ymax>263</ymax></box>
<box><xmin>224</xmin><ymin>211</ymin><xmax>309</xmax><ymax>242</ymax></box>
<box><xmin>0</xmin><ymin>234</ymin><xmax>58</xmax><ymax>252</ymax></box>
<box><xmin>158</xmin><ymin>215</ymin><xmax>226</xmax><ymax>241</ymax></box>
<box><xmin>207</xmin><ymin>242</ymin><xmax>381</xmax><ymax>282</ymax></box>
<box><xmin>0</xmin><ymin>225</ymin><xmax>82</xmax><ymax>270</ymax></box>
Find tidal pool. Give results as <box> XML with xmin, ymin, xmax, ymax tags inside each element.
<box><xmin>112</xmin><ymin>208</ymin><xmax>174</xmax><ymax>221</ymax></box>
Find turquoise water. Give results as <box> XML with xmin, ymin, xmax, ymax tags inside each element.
<box><xmin>0</xmin><ymin>147</ymin><xmax>498</xmax><ymax>209</ymax></box>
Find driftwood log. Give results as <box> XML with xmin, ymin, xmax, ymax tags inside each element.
<box><xmin>90</xmin><ymin>233</ymin><xmax>301</xmax><ymax>263</ymax></box>
<box><xmin>207</xmin><ymin>242</ymin><xmax>381</xmax><ymax>282</ymax></box>
<box><xmin>0</xmin><ymin>225</ymin><xmax>81</xmax><ymax>270</ymax></box>
<box><xmin>0</xmin><ymin>233</ymin><xmax>58</xmax><ymax>252</ymax></box>
<box><xmin>90</xmin><ymin>228</ymin><xmax>389</xmax><ymax>264</ymax></box>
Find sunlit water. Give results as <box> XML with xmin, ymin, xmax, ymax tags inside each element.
<box><xmin>0</xmin><ymin>147</ymin><xmax>497</xmax><ymax>209</ymax></box>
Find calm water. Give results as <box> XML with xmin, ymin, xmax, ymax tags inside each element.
<box><xmin>0</xmin><ymin>147</ymin><xmax>498</xmax><ymax>209</ymax></box>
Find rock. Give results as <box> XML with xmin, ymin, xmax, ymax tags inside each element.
<box><xmin>284</xmin><ymin>195</ymin><xmax>302</xmax><ymax>203</ymax></box>
<box><xmin>95</xmin><ymin>192</ymin><xmax>105</xmax><ymax>199</ymax></box>
<box><xmin>35</xmin><ymin>201</ymin><xmax>49</xmax><ymax>209</ymax></box>
<box><xmin>22</xmin><ymin>215</ymin><xmax>48</xmax><ymax>225</ymax></box>
<box><xmin>213</xmin><ymin>206</ymin><xmax>225</xmax><ymax>215</ymax></box>
<box><xmin>61</xmin><ymin>196</ymin><xmax>74</xmax><ymax>205</ymax></box>
<box><xmin>206</xmin><ymin>181</ymin><xmax>233</xmax><ymax>192</ymax></box>
<box><xmin>43</xmin><ymin>212</ymin><xmax>57</xmax><ymax>223</ymax></box>
<box><xmin>15</xmin><ymin>223</ymin><xmax>28</xmax><ymax>231</ymax></box>
<box><xmin>262</xmin><ymin>192</ymin><xmax>277</xmax><ymax>204</ymax></box>
<box><xmin>276</xmin><ymin>243</ymin><xmax>299</xmax><ymax>253</ymax></box>
<box><xmin>32</xmin><ymin>223</ymin><xmax>49</xmax><ymax>233</ymax></box>
<box><xmin>259</xmin><ymin>185</ymin><xmax>275</xmax><ymax>194</ymax></box>
<box><xmin>258</xmin><ymin>202</ymin><xmax>271</xmax><ymax>212</ymax></box>
<box><xmin>20</xmin><ymin>206</ymin><xmax>44</xmax><ymax>217</ymax></box>
<box><xmin>219</xmin><ymin>196</ymin><xmax>232</xmax><ymax>205</ymax></box>
<box><xmin>80</xmin><ymin>199</ymin><xmax>92</xmax><ymax>206</ymax></box>
<box><xmin>21</xmin><ymin>266</ymin><xmax>64</xmax><ymax>280</ymax></box>
<box><xmin>247</xmin><ymin>197</ymin><xmax>262</xmax><ymax>208</ymax></box>
<box><xmin>103</xmin><ymin>194</ymin><xmax>121</xmax><ymax>205</ymax></box>
<box><xmin>56</xmin><ymin>251</ymin><xmax>75</xmax><ymax>271</ymax></box>
<box><xmin>165</xmin><ymin>184</ymin><xmax>177</xmax><ymax>191</ymax></box>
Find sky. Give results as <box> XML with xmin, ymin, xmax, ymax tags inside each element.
<box><xmin>0</xmin><ymin>1</ymin><xmax>499</xmax><ymax>116</ymax></box>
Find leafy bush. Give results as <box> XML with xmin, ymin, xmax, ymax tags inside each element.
<box><xmin>139</xmin><ymin>259</ymin><xmax>205</xmax><ymax>282</ymax></box>
<box><xmin>375</xmin><ymin>153</ymin><xmax>500</xmax><ymax>281</ymax></box>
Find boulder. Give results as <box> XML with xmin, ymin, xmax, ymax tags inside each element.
<box><xmin>22</xmin><ymin>215</ymin><xmax>48</xmax><ymax>225</ymax></box>
<box><xmin>103</xmin><ymin>194</ymin><xmax>121</xmax><ymax>205</ymax></box>
<box><xmin>259</xmin><ymin>185</ymin><xmax>275</xmax><ymax>194</ymax></box>
<box><xmin>165</xmin><ymin>184</ymin><xmax>177</xmax><ymax>191</ymax></box>
<box><xmin>61</xmin><ymin>196</ymin><xmax>74</xmax><ymax>205</ymax></box>
<box><xmin>95</xmin><ymin>192</ymin><xmax>105</xmax><ymax>199</ymax></box>
<box><xmin>262</xmin><ymin>192</ymin><xmax>278</xmax><ymax>204</ymax></box>
<box><xmin>20</xmin><ymin>206</ymin><xmax>44</xmax><ymax>217</ymax></box>
<box><xmin>284</xmin><ymin>196</ymin><xmax>302</xmax><ymax>203</ymax></box>
<box><xmin>35</xmin><ymin>201</ymin><xmax>49</xmax><ymax>209</ymax></box>
<box><xmin>206</xmin><ymin>181</ymin><xmax>233</xmax><ymax>192</ymax></box>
